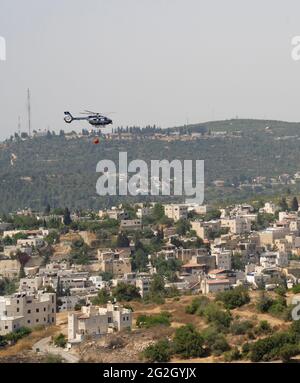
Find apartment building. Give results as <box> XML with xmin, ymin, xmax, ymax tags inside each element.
<box><xmin>164</xmin><ymin>204</ymin><xmax>188</xmax><ymax>222</ymax></box>
<box><xmin>97</xmin><ymin>249</ymin><xmax>132</xmax><ymax>276</ymax></box>
<box><xmin>191</xmin><ymin>220</ymin><xmax>221</xmax><ymax>240</ymax></box>
<box><xmin>213</xmin><ymin>249</ymin><xmax>232</xmax><ymax>270</ymax></box>
<box><xmin>200</xmin><ymin>278</ymin><xmax>231</xmax><ymax>294</ymax></box>
<box><xmin>0</xmin><ymin>292</ymin><xmax>56</xmax><ymax>335</ymax></box>
<box><xmin>68</xmin><ymin>302</ymin><xmax>132</xmax><ymax>343</ymax></box>
<box><xmin>120</xmin><ymin>219</ymin><xmax>142</xmax><ymax>231</ymax></box>
<box><xmin>221</xmin><ymin>217</ymin><xmax>251</xmax><ymax>235</ymax></box>
<box><xmin>135</xmin><ymin>276</ymin><xmax>151</xmax><ymax>298</ymax></box>
<box><xmin>259</xmin><ymin>227</ymin><xmax>289</xmax><ymax>246</ymax></box>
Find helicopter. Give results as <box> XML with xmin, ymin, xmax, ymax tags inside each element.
<box><xmin>64</xmin><ymin>110</ymin><xmax>113</xmax><ymax>127</ymax></box>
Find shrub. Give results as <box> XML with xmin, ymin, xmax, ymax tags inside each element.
<box><xmin>202</xmin><ymin>326</ymin><xmax>231</xmax><ymax>356</ymax></box>
<box><xmin>143</xmin><ymin>339</ymin><xmax>172</xmax><ymax>362</ymax></box>
<box><xmin>250</xmin><ymin>332</ymin><xmax>297</xmax><ymax>362</ymax></box>
<box><xmin>292</xmin><ymin>284</ymin><xmax>300</xmax><ymax>294</ymax></box>
<box><xmin>230</xmin><ymin>320</ymin><xmax>254</xmax><ymax>335</ymax></box>
<box><xmin>136</xmin><ymin>312</ymin><xmax>171</xmax><ymax>329</ymax></box>
<box><xmin>216</xmin><ymin>287</ymin><xmax>250</xmax><ymax>310</ymax></box>
<box><xmin>279</xmin><ymin>344</ymin><xmax>300</xmax><ymax>363</ymax></box>
<box><xmin>43</xmin><ymin>353</ymin><xmax>63</xmax><ymax>363</ymax></box>
<box><xmin>91</xmin><ymin>288</ymin><xmax>110</xmax><ymax>305</ymax></box>
<box><xmin>203</xmin><ymin>302</ymin><xmax>232</xmax><ymax>330</ymax></box>
<box><xmin>112</xmin><ymin>283</ymin><xmax>141</xmax><ymax>302</ymax></box>
<box><xmin>173</xmin><ymin>324</ymin><xmax>205</xmax><ymax>358</ymax></box>
<box><xmin>185</xmin><ymin>296</ymin><xmax>210</xmax><ymax>315</ymax></box>
<box><xmin>53</xmin><ymin>333</ymin><xmax>67</xmax><ymax>348</ymax></box>
<box><xmin>4</xmin><ymin>327</ymin><xmax>31</xmax><ymax>344</ymax></box>
<box><xmin>256</xmin><ymin>293</ymin><xmax>274</xmax><ymax>313</ymax></box>
<box><xmin>224</xmin><ymin>347</ymin><xmax>242</xmax><ymax>362</ymax></box>
<box><xmin>256</xmin><ymin>320</ymin><xmax>272</xmax><ymax>335</ymax></box>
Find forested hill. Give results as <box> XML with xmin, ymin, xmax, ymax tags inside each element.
<box><xmin>1</xmin><ymin>118</ymin><xmax>300</xmax><ymax>212</ymax></box>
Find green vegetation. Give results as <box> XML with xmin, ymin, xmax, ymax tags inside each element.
<box><xmin>256</xmin><ymin>292</ymin><xmax>291</xmax><ymax>320</ymax></box>
<box><xmin>185</xmin><ymin>296</ymin><xmax>210</xmax><ymax>315</ymax></box>
<box><xmin>0</xmin><ymin>278</ymin><xmax>17</xmax><ymax>295</ymax></box>
<box><xmin>0</xmin><ymin>327</ymin><xmax>32</xmax><ymax>347</ymax></box>
<box><xmin>230</xmin><ymin>320</ymin><xmax>254</xmax><ymax>335</ymax></box>
<box><xmin>91</xmin><ymin>289</ymin><xmax>110</xmax><ymax>305</ymax></box>
<box><xmin>4</xmin><ymin>120</ymin><xmax>300</xmax><ymax>212</ymax></box>
<box><xmin>215</xmin><ymin>286</ymin><xmax>250</xmax><ymax>310</ymax></box>
<box><xmin>143</xmin><ymin>339</ymin><xmax>171</xmax><ymax>362</ymax></box>
<box><xmin>112</xmin><ymin>283</ymin><xmax>141</xmax><ymax>302</ymax></box>
<box><xmin>173</xmin><ymin>324</ymin><xmax>205</xmax><ymax>358</ymax></box>
<box><xmin>53</xmin><ymin>333</ymin><xmax>67</xmax><ymax>348</ymax></box>
<box><xmin>136</xmin><ymin>312</ymin><xmax>171</xmax><ymax>328</ymax></box>
<box><xmin>202</xmin><ymin>326</ymin><xmax>231</xmax><ymax>356</ymax></box>
<box><xmin>43</xmin><ymin>353</ymin><xmax>63</xmax><ymax>363</ymax></box>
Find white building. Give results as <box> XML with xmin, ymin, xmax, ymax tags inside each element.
<box><xmin>164</xmin><ymin>204</ymin><xmax>188</xmax><ymax>222</ymax></box>
<box><xmin>221</xmin><ymin>217</ymin><xmax>251</xmax><ymax>235</ymax></box>
<box><xmin>214</xmin><ymin>249</ymin><xmax>232</xmax><ymax>270</ymax></box>
<box><xmin>68</xmin><ymin>302</ymin><xmax>132</xmax><ymax>343</ymax></box>
<box><xmin>261</xmin><ymin>202</ymin><xmax>277</xmax><ymax>215</ymax></box>
<box><xmin>0</xmin><ymin>292</ymin><xmax>56</xmax><ymax>335</ymax></box>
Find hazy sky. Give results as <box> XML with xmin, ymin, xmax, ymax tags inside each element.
<box><xmin>1</xmin><ymin>0</ymin><xmax>300</xmax><ymax>139</ymax></box>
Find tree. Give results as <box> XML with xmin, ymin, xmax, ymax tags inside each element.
<box><xmin>53</xmin><ymin>333</ymin><xmax>67</xmax><ymax>348</ymax></box>
<box><xmin>256</xmin><ymin>293</ymin><xmax>274</xmax><ymax>313</ymax></box>
<box><xmin>278</xmin><ymin>197</ymin><xmax>288</xmax><ymax>212</ymax></box>
<box><xmin>173</xmin><ymin>324</ymin><xmax>205</xmax><ymax>358</ymax></box>
<box><xmin>175</xmin><ymin>219</ymin><xmax>191</xmax><ymax>236</ymax></box>
<box><xmin>291</xmin><ymin>197</ymin><xmax>299</xmax><ymax>212</ymax></box>
<box><xmin>216</xmin><ymin>286</ymin><xmax>250</xmax><ymax>310</ymax></box>
<box><xmin>63</xmin><ymin>208</ymin><xmax>72</xmax><ymax>225</ymax></box>
<box><xmin>143</xmin><ymin>339</ymin><xmax>171</xmax><ymax>362</ymax></box>
<box><xmin>279</xmin><ymin>344</ymin><xmax>299</xmax><ymax>363</ymax></box>
<box><xmin>116</xmin><ymin>232</ymin><xmax>130</xmax><ymax>248</ymax></box>
<box><xmin>92</xmin><ymin>289</ymin><xmax>110</xmax><ymax>305</ymax></box>
<box><xmin>44</xmin><ymin>203</ymin><xmax>51</xmax><ymax>215</ymax></box>
<box><xmin>149</xmin><ymin>274</ymin><xmax>165</xmax><ymax>296</ymax></box>
<box><xmin>202</xmin><ymin>302</ymin><xmax>232</xmax><ymax>330</ymax></box>
<box><xmin>112</xmin><ymin>283</ymin><xmax>141</xmax><ymax>302</ymax></box>
<box><xmin>132</xmin><ymin>249</ymin><xmax>148</xmax><ymax>272</ymax></box>
<box><xmin>18</xmin><ymin>266</ymin><xmax>26</xmax><ymax>279</ymax></box>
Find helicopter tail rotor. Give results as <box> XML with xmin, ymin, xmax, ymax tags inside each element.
<box><xmin>64</xmin><ymin>111</ymin><xmax>74</xmax><ymax>123</ymax></box>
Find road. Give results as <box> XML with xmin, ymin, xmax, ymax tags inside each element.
<box><xmin>33</xmin><ymin>336</ymin><xmax>80</xmax><ymax>363</ymax></box>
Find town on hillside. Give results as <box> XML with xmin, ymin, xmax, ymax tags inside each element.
<box><xmin>1</xmin><ymin>198</ymin><xmax>300</xmax><ymax>363</ymax></box>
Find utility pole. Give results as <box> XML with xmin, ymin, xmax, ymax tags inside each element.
<box><xmin>27</xmin><ymin>88</ymin><xmax>31</xmax><ymax>137</ymax></box>
<box><xmin>18</xmin><ymin>115</ymin><xmax>21</xmax><ymax>136</ymax></box>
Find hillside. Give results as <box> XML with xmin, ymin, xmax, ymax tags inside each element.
<box><xmin>1</xmin><ymin>118</ymin><xmax>300</xmax><ymax>212</ymax></box>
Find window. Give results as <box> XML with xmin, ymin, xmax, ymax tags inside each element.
<box><xmin>17</xmin><ymin>308</ymin><xmax>19</xmax><ymax>312</ymax></box>
<box><xmin>36</xmin><ymin>319</ymin><xmax>39</xmax><ymax>323</ymax></box>
<box><xmin>5</xmin><ymin>326</ymin><xmax>8</xmax><ymax>330</ymax></box>
<box><xmin>36</xmin><ymin>308</ymin><xmax>39</xmax><ymax>313</ymax></box>
<box><xmin>43</xmin><ymin>308</ymin><xmax>46</xmax><ymax>312</ymax></box>
<box><xmin>27</xmin><ymin>309</ymin><xmax>31</xmax><ymax>314</ymax></box>
<box><xmin>27</xmin><ymin>320</ymin><xmax>30</xmax><ymax>324</ymax></box>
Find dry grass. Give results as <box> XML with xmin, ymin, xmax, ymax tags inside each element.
<box><xmin>0</xmin><ymin>325</ymin><xmax>60</xmax><ymax>358</ymax></box>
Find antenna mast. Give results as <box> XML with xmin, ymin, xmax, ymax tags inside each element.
<box><xmin>27</xmin><ymin>89</ymin><xmax>31</xmax><ymax>137</ymax></box>
<box><xmin>18</xmin><ymin>116</ymin><xmax>21</xmax><ymax>136</ymax></box>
